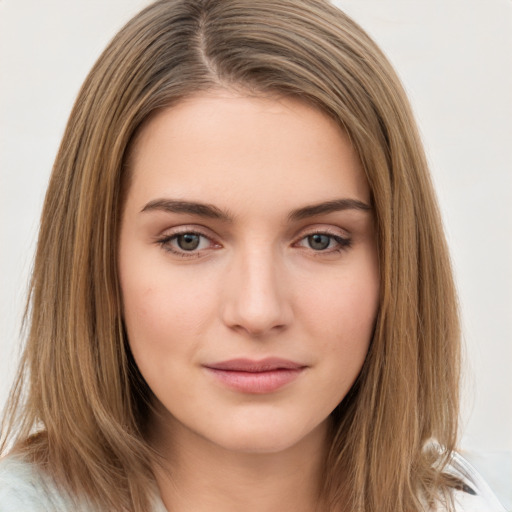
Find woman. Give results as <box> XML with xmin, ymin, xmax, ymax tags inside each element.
<box><xmin>0</xmin><ymin>0</ymin><xmax>506</xmax><ymax>511</ymax></box>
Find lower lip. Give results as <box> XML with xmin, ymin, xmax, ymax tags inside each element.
<box><xmin>205</xmin><ymin>368</ymin><xmax>305</xmax><ymax>394</ymax></box>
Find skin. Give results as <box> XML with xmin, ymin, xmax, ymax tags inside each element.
<box><xmin>119</xmin><ymin>91</ymin><xmax>379</xmax><ymax>512</ymax></box>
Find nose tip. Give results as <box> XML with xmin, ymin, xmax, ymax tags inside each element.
<box><xmin>221</xmin><ymin>255</ymin><xmax>292</xmax><ymax>337</ymax></box>
<box><xmin>229</xmin><ymin>295</ymin><xmax>288</xmax><ymax>337</ymax></box>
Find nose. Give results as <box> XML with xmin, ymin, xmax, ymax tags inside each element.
<box><xmin>220</xmin><ymin>247</ymin><xmax>293</xmax><ymax>337</ymax></box>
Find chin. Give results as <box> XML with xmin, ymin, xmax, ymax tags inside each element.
<box><xmin>197</xmin><ymin>415</ymin><xmax>329</xmax><ymax>456</ymax></box>
<box><xmin>213</xmin><ymin>433</ymin><xmax>297</xmax><ymax>455</ymax></box>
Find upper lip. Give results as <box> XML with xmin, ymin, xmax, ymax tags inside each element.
<box><xmin>204</xmin><ymin>358</ymin><xmax>306</xmax><ymax>372</ymax></box>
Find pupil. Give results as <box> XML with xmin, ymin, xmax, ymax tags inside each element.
<box><xmin>309</xmin><ymin>234</ymin><xmax>330</xmax><ymax>250</ymax></box>
<box><xmin>178</xmin><ymin>233</ymin><xmax>200</xmax><ymax>251</ymax></box>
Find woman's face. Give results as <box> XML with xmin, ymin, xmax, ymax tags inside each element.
<box><xmin>119</xmin><ymin>91</ymin><xmax>379</xmax><ymax>454</ymax></box>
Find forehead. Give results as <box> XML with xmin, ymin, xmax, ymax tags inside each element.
<box><xmin>126</xmin><ymin>92</ymin><xmax>369</xmax><ymax>215</ymax></box>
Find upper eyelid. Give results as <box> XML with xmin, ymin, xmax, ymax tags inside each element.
<box><xmin>293</xmin><ymin>224</ymin><xmax>350</xmax><ymax>239</ymax></box>
<box><xmin>157</xmin><ymin>224</ymin><xmax>218</xmax><ymax>239</ymax></box>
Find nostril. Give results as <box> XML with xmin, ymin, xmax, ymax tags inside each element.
<box><xmin>229</xmin><ymin>320</ymin><xmax>288</xmax><ymax>337</ymax></box>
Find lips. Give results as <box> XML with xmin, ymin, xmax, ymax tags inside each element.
<box><xmin>203</xmin><ymin>358</ymin><xmax>307</xmax><ymax>394</ymax></box>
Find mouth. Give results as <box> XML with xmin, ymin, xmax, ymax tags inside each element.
<box><xmin>203</xmin><ymin>358</ymin><xmax>307</xmax><ymax>394</ymax></box>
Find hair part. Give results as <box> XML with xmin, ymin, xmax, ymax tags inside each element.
<box><xmin>1</xmin><ymin>1</ymin><xmax>460</xmax><ymax>511</ymax></box>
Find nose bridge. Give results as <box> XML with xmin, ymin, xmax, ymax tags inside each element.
<box><xmin>222</xmin><ymin>242</ymin><xmax>291</xmax><ymax>336</ymax></box>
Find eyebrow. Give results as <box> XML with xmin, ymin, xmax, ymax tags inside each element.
<box><xmin>288</xmin><ymin>198</ymin><xmax>371</xmax><ymax>221</ymax></box>
<box><xmin>141</xmin><ymin>199</ymin><xmax>232</xmax><ymax>221</ymax></box>
<box><xmin>140</xmin><ymin>197</ymin><xmax>371</xmax><ymax>222</ymax></box>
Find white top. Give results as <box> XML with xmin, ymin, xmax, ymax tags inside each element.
<box><xmin>0</xmin><ymin>452</ymin><xmax>506</xmax><ymax>511</ymax></box>
<box><xmin>442</xmin><ymin>452</ymin><xmax>506</xmax><ymax>512</ymax></box>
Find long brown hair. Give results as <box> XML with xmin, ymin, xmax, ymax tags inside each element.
<box><xmin>1</xmin><ymin>1</ymin><xmax>460</xmax><ymax>510</ymax></box>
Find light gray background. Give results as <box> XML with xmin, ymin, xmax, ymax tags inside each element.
<box><xmin>1</xmin><ymin>0</ymin><xmax>511</xmax><ymax>508</ymax></box>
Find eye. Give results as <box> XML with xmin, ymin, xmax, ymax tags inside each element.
<box><xmin>296</xmin><ymin>232</ymin><xmax>351</xmax><ymax>252</ymax></box>
<box><xmin>157</xmin><ymin>230</ymin><xmax>219</xmax><ymax>257</ymax></box>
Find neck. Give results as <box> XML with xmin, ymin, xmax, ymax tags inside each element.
<box><xmin>150</xmin><ymin>412</ymin><xmax>330</xmax><ymax>512</ymax></box>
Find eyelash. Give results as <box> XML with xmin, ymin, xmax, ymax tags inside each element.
<box><xmin>294</xmin><ymin>230</ymin><xmax>352</xmax><ymax>255</ymax></box>
<box><xmin>156</xmin><ymin>229</ymin><xmax>218</xmax><ymax>259</ymax></box>
<box><xmin>156</xmin><ymin>229</ymin><xmax>352</xmax><ymax>258</ymax></box>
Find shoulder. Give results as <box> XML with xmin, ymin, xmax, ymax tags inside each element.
<box><xmin>0</xmin><ymin>455</ymin><xmax>76</xmax><ymax>512</ymax></box>
<box><xmin>0</xmin><ymin>455</ymin><xmax>166</xmax><ymax>512</ymax></box>
<box><xmin>443</xmin><ymin>452</ymin><xmax>507</xmax><ymax>512</ymax></box>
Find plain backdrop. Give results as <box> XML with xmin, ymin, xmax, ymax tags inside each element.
<box><xmin>1</xmin><ymin>0</ymin><xmax>511</xmax><ymax>507</ymax></box>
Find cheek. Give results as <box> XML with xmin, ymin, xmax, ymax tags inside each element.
<box><xmin>308</xmin><ymin>267</ymin><xmax>379</xmax><ymax>335</ymax></box>
<box><xmin>119</xmin><ymin>254</ymin><xmax>218</xmax><ymax>366</ymax></box>
<box><xmin>302</xmin><ymin>259</ymin><xmax>379</xmax><ymax>373</ymax></box>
